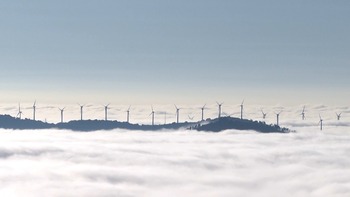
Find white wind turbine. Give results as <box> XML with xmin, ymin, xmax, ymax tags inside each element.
<box><xmin>126</xmin><ymin>106</ymin><xmax>131</xmax><ymax>123</ymax></box>
<box><xmin>103</xmin><ymin>104</ymin><xmax>110</xmax><ymax>121</ymax></box>
<box><xmin>275</xmin><ymin>111</ymin><xmax>282</xmax><ymax>126</ymax></box>
<box><xmin>33</xmin><ymin>101</ymin><xmax>36</xmax><ymax>121</ymax></box>
<box><xmin>216</xmin><ymin>101</ymin><xmax>223</xmax><ymax>118</ymax></box>
<box><xmin>301</xmin><ymin>106</ymin><xmax>306</xmax><ymax>120</ymax></box>
<box><xmin>150</xmin><ymin>106</ymin><xmax>155</xmax><ymax>126</ymax></box>
<box><xmin>261</xmin><ymin>109</ymin><xmax>267</xmax><ymax>119</ymax></box>
<box><xmin>78</xmin><ymin>103</ymin><xmax>85</xmax><ymax>121</ymax></box>
<box><xmin>174</xmin><ymin>105</ymin><xmax>181</xmax><ymax>123</ymax></box>
<box><xmin>319</xmin><ymin>114</ymin><xmax>323</xmax><ymax>131</ymax></box>
<box><xmin>336</xmin><ymin>112</ymin><xmax>342</xmax><ymax>121</ymax></box>
<box><xmin>240</xmin><ymin>99</ymin><xmax>244</xmax><ymax>119</ymax></box>
<box><xmin>58</xmin><ymin>107</ymin><xmax>65</xmax><ymax>123</ymax></box>
<box><xmin>17</xmin><ymin>103</ymin><xmax>23</xmax><ymax>119</ymax></box>
<box><xmin>200</xmin><ymin>104</ymin><xmax>207</xmax><ymax>121</ymax></box>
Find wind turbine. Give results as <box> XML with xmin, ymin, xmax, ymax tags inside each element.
<box><xmin>32</xmin><ymin>101</ymin><xmax>36</xmax><ymax>120</ymax></box>
<box><xmin>104</xmin><ymin>104</ymin><xmax>110</xmax><ymax>121</ymax></box>
<box><xmin>319</xmin><ymin>114</ymin><xmax>323</xmax><ymax>130</ymax></box>
<box><xmin>150</xmin><ymin>106</ymin><xmax>155</xmax><ymax>126</ymax></box>
<box><xmin>59</xmin><ymin>107</ymin><xmax>65</xmax><ymax>123</ymax></box>
<box><xmin>336</xmin><ymin>112</ymin><xmax>342</xmax><ymax>120</ymax></box>
<box><xmin>126</xmin><ymin>106</ymin><xmax>131</xmax><ymax>123</ymax></box>
<box><xmin>261</xmin><ymin>109</ymin><xmax>267</xmax><ymax>119</ymax></box>
<box><xmin>216</xmin><ymin>101</ymin><xmax>223</xmax><ymax>118</ymax></box>
<box><xmin>174</xmin><ymin>105</ymin><xmax>181</xmax><ymax>123</ymax></box>
<box><xmin>240</xmin><ymin>99</ymin><xmax>244</xmax><ymax>119</ymax></box>
<box><xmin>78</xmin><ymin>103</ymin><xmax>84</xmax><ymax>120</ymax></box>
<box><xmin>17</xmin><ymin>103</ymin><xmax>23</xmax><ymax>119</ymax></box>
<box><xmin>275</xmin><ymin>111</ymin><xmax>282</xmax><ymax>126</ymax></box>
<box><xmin>301</xmin><ymin>106</ymin><xmax>306</xmax><ymax>120</ymax></box>
<box><xmin>200</xmin><ymin>104</ymin><xmax>207</xmax><ymax>121</ymax></box>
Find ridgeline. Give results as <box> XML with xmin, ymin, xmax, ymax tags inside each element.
<box><xmin>0</xmin><ymin>114</ymin><xmax>292</xmax><ymax>133</ymax></box>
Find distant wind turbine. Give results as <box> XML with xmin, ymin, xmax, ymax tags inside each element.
<box><xmin>319</xmin><ymin>114</ymin><xmax>323</xmax><ymax>131</ymax></box>
<box><xmin>174</xmin><ymin>105</ymin><xmax>181</xmax><ymax>123</ymax></box>
<box><xmin>59</xmin><ymin>107</ymin><xmax>65</xmax><ymax>123</ymax></box>
<box><xmin>216</xmin><ymin>101</ymin><xmax>223</xmax><ymax>118</ymax></box>
<box><xmin>336</xmin><ymin>112</ymin><xmax>342</xmax><ymax>121</ymax></box>
<box><xmin>240</xmin><ymin>99</ymin><xmax>244</xmax><ymax>119</ymax></box>
<box><xmin>78</xmin><ymin>103</ymin><xmax>85</xmax><ymax>120</ymax></box>
<box><xmin>33</xmin><ymin>101</ymin><xmax>36</xmax><ymax>121</ymax></box>
<box><xmin>104</xmin><ymin>104</ymin><xmax>110</xmax><ymax>121</ymax></box>
<box><xmin>301</xmin><ymin>106</ymin><xmax>306</xmax><ymax>120</ymax></box>
<box><xmin>126</xmin><ymin>106</ymin><xmax>131</xmax><ymax>123</ymax></box>
<box><xmin>275</xmin><ymin>111</ymin><xmax>282</xmax><ymax>126</ymax></box>
<box><xmin>261</xmin><ymin>109</ymin><xmax>267</xmax><ymax>119</ymax></box>
<box><xmin>150</xmin><ymin>106</ymin><xmax>155</xmax><ymax>126</ymax></box>
<box><xmin>17</xmin><ymin>103</ymin><xmax>23</xmax><ymax>119</ymax></box>
<box><xmin>200</xmin><ymin>104</ymin><xmax>207</xmax><ymax>121</ymax></box>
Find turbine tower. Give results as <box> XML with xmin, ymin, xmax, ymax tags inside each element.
<box><xmin>240</xmin><ymin>99</ymin><xmax>244</xmax><ymax>119</ymax></box>
<box><xmin>200</xmin><ymin>104</ymin><xmax>206</xmax><ymax>121</ymax></box>
<box><xmin>17</xmin><ymin>103</ymin><xmax>23</xmax><ymax>119</ymax></box>
<box><xmin>336</xmin><ymin>112</ymin><xmax>342</xmax><ymax>120</ymax></box>
<box><xmin>33</xmin><ymin>101</ymin><xmax>36</xmax><ymax>121</ymax></box>
<box><xmin>275</xmin><ymin>111</ymin><xmax>282</xmax><ymax>126</ymax></box>
<box><xmin>104</xmin><ymin>104</ymin><xmax>110</xmax><ymax>121</ymax></box>
<box><xmin>319</xmin><ymin>114</ymin><xmax>323</xmax><ymax>131</ymax></box>
<box><xmin>78</xmin><ymin>104</ymin><xmax>84</xmax><ymax>120</ymax></box>
<box><xmin>301</xmin><ymin>106</ymin><xmax>306</xmax><ymax>120</ymax></box>
<box><xmin>150</xmin><ymin>106</ymin><xmax>155</xmax><ymax>126</ymax></box>
<box><xmin>174</xmin><ymin>105</ymin><xmax>181</xmax><ymax>123</ymax></box>
<box><xmin>261</xmin><ymin>109</ymin><xmax>267</xmax><ymax>119</ymax></box>
<box><xmin>126</xmin><ymin>106</ymin><xmax>131</xmax><ymax>123</ymax></box>
<box><xmin>59</xmin><ymin>107</ymin><xmax>65</xmax><ymax>123</ymax></box>
<box><xmin>216</xmin><ymin>102</ymin><xmax>223</xmax><ymax>118</ymax></box>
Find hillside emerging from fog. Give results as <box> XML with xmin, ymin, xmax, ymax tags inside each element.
<box><xmin>0</xmin><ymin>114</ymin><xmax>290</xmax><ymax>133</ymax></box>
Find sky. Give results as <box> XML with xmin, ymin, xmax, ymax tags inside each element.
<box><xmin>0</xmin><ymin>0</ymin><xmax>349</xmax><ymax>105</ymax></box>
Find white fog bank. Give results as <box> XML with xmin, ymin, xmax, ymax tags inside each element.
<box><xmin>0</xmin><ymin>128</ymin><xmax>349</xmax><ymax>197</ymax></box>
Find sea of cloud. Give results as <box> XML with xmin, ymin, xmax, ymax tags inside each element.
<box><xmin>0</xmin><ymin>126</ymin><xmax>349</xmax><ymax>197</ymax></box>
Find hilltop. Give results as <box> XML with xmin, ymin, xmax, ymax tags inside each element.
<box><xmin>0</xmin><ymin>114</ymin><xmax>291</xmax><ymax>133</ymax></box>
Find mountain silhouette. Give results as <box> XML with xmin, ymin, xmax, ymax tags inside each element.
<box><xmin>0</xmin><ymin>115</ymin><xmax>291</xmax><ymax>133</ymax></box>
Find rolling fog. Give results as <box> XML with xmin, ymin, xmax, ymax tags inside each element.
<box><xmin>0</xmin><ymin>126</ymin><xmax>349</xmax><ymax>196</ymax></box>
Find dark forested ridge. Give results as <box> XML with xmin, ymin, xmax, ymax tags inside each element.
<box><xmin>0</xmin><ymin>115</ymin><xmax>291</xmax><ymax>133</ymax></box>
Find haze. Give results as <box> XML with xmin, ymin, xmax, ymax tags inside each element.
<box><xmin>0</xmin><ymin>1</ymin><xmax>349</xmax><ymax>105</ymax></box>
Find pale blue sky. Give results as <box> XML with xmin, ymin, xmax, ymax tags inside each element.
<box><xmin>0</xmin><ymin>0</ymin><xmax>349</xmax><ymax>105</ymax></box>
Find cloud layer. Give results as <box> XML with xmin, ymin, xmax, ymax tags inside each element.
<box><xmin>0</xmin><ymin>128</ymin><xmax>349</xmax><ymax>196</ymax></box>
